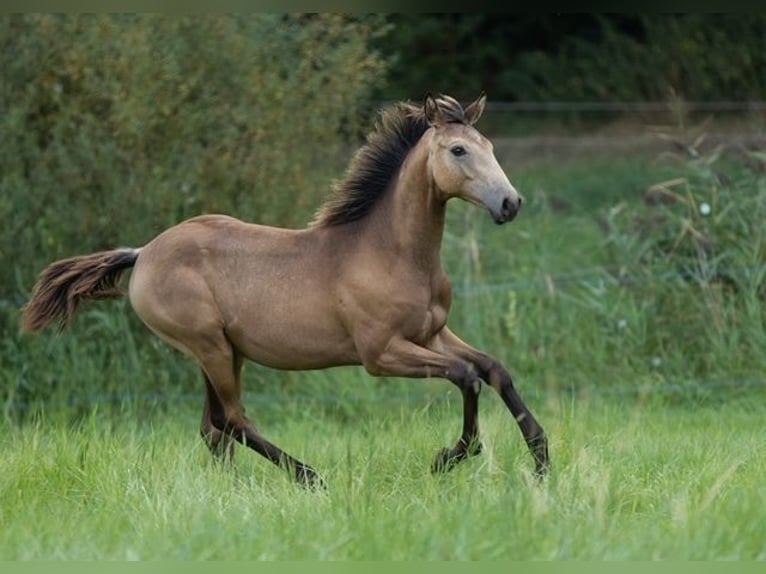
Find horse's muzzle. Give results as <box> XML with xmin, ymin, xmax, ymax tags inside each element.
<box><xmin>493</xmin><ymin>195</ymin><xmax>522</xmax><ymax>225</ymax></box>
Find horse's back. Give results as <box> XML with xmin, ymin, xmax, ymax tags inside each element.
<box><xmin>128</xmin><ymin>214</ymin><xmax>359</xmax><ymax>369</ymax></box>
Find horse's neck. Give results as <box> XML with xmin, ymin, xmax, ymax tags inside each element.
<box><xmin>372</xmin><ymin>144</ymin><xmax>447</xmax><ymax>270</ymax></box>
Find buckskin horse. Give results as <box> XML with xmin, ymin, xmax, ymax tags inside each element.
<box><xmin>22</xmin><ymin>94</ymin><xmax>549</xmax><ymax>487</ymax></box>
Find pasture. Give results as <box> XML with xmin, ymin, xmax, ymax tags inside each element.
<box><xmin>2</xmin><ymin>116</ymin><xmax>765</xmax><ymax>560</ymax></box>
<box><xmin>1</xmin><ymin>393</ymin><xmax>764</xmax><ymax>559</ymax></box>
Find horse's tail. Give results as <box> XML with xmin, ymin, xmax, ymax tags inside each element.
<box><xmin>21</xmin><ymin>248</ymin><xmax>141</xmax><ymax>333</ymax></box>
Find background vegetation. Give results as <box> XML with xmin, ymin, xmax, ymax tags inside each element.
<box><xmin>380</xmin><ymin>14</ymin><xmax>766</xmax><ymax>103</ymax></box>
<box><xmin>0</xmin><ymin>14</ymin><xmax>386</xmax><ymax>293</ymax></box>
<box><xmin>1</xmin><ymin>14</ymin><xmax>765</xmax><ymax>559</ymax></box>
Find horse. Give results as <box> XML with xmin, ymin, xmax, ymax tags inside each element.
<box><xmin>22</xmin><ymin>93</ymin><xmax>549</xmax><ymax>487</ymax></box>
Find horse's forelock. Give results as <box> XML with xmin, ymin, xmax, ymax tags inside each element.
<box><xmin>434</xmin><ymin>95</ymin><xmax>466</xmax><ymax>124</ymax></box>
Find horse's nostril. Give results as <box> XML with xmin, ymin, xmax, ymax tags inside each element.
<box><xmin>502</xmin><ymin>197</ymin><xmax>512</xmax><ymax>214</ymax></box>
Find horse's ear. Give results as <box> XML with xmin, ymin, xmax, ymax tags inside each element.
<box><xmin>423</xmin><ymin>93</ymin><xmax>440</xmax><ymax>126</ymax></box>
<box><xmin>464</xmin><ymin>92</ymin><xmax>487</xmax><ymax>125</ymax></box>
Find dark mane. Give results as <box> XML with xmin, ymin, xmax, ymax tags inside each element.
<box><xmin>311</xmin><ymin>97</ymin><xmax>466</xmax><ymax>228</ymax></box>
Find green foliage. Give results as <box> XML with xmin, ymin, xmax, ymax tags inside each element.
<box><xmin>2</xmin><ymin>13</ymin><xmax>764</xmax><ymax>416</ymax></box>
<box><xmin>438</xmin><ymin>131</ymin><xmax>766</xmax><ymax>393</ymax></box>
<box><xmin>2</xmin><ymin>16</ymin><xmax>764</xmax><ymax>558</ymax></box>
<box><xmin>0</xmin><ymin>14</ymin><xmax>387</xmax><ymax>297</ymax></box>
<box><xmin>598</xmin><ymin>137</ymin><xmax>766</xmax><ymax>382</ymax></box>
<box><xmin>509</xmin><ymin>15</ymin><xmax>766</xmax><ymax>102</ymax></box>
<box><xmin>380</xmin><ymin>14</ymin><xmax>766</xmax><ymax>103</ymax></box>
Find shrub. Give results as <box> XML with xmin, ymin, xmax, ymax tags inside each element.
<box><xmin>0</xmin><ymin>14</ymin><xmax>387</xmax><ymax>299</ymax></box>
<box><xmin>601</xmin><ymin>133</ymin><xmax>766</xmax><ymax>383</ymax></box>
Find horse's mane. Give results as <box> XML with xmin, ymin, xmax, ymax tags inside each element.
<box><xmin>310</xmin><ymin>96</ymin><xmax>467</xmax><ymax>228</ymax></box>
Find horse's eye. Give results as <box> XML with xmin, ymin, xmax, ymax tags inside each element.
<box><xmin>450</xmin><ymin>145</ymin><xmax>467</xmax><ymax>157</ymax></box>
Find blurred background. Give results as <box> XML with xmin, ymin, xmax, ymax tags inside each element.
<box><xmin>1</xmin><ymin>14</ymin><xmax>765</xmax><ymax>416</ymax></box>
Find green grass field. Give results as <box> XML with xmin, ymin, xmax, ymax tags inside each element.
<box><xmin>1</xmin><ymin>393</ymin><xmax>764</xmax><ymax>559</ymax></box>
<box><xmin>2</xmin><ymin>123</ymin><xmax>765</xmax><ymax>560</ymax></box>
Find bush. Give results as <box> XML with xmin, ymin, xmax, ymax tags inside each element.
<box><xmin>0</xmin><ymin>14</ymin><xmax>387</xmax><ymax>299</ymax></box>
<box><xmin>506</xmin><ymin>15</ymin><xmax>766</xmax><ymax>103</ymax></box>
<box><xmin>380</xmin><ymin>15</ymin><xmax>766</xmax><ymax>104</ymax></box>
<box><xmin>600</xmin><ymin>135</ymin><xmax>766</xmax><ymax>383</ymax></box>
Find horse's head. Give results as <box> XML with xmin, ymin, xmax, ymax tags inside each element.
<box><xmin>424</xmin><ymin>93</ymin><xmax>521</xmax><ymax>225</ymax></box>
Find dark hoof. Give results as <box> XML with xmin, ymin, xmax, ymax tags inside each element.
<box><xmin>295</xmin><ymin>465</ymin><xmax>326</xmax><ymax>490</ymax></box>
<box><xmin>430</xmin><ymin>440</ymin><xmax>483</xmax><ymax>474</ymax></box>
<box><xmin>531</xmin><ymin>435</ymin><xmax>550</xmax><ymax>481</ymax></box>
<box><xmin>467</xmin><ymin>439</ymin><xmax>484</xmax><ymax>457</ymax></box>
<box><xmin>533</xmin><ymin>458</ymin><xmax>550</xmax><ymax>481</ymax></box>
<box><xmin>431</xmin><ymin>447</ymin><xmax>461</xmax><ymax>474</ymax></box>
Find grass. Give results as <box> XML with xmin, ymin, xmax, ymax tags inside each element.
<box><xmin>1</xmin><ymin>393</ymin><xmax>764</xmax><ymax>560</ymax></box>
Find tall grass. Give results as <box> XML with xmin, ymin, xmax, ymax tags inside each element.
<box><xmin>1</xmin><ymin>394</ymin><xmax>764</xmax><ymax>559</ymax></box>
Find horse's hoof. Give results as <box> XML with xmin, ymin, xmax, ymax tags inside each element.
<box><xmin>533</xmin><ymin>460</ymin><xmax>550</xmax><ymax>482</ymax></box>
<box><xmin>467</xmin><ymin>439</ymin><xmax>484</xmax><ymax>457</ymax></box>
<box><xmin>296</xmin><ymin>466</ymin><xmax>326</xmax><ymax>490</ymax></box>
<box><xmin>431</xmin><ymin>439</ymin><xmax>484</xmax><ymax>474</ymax></box>
<box><xmin>531</xmin><ymin>436</ymin><xmax>550</xmax><ymax>481</ymax></box>
<box><xmin>430</xmin><ymin>447</ymin><xmax>463</xmax><ymax>474</ymax></box>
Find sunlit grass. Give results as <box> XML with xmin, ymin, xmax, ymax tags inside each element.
<box><xmin>1</xmin><ymin>394</ymin><xmax>764</xmax><ymax>560</ymax></box>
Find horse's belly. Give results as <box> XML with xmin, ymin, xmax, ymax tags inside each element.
<box><xmin>224</xmin><ymin>312</ymin><xmax>359</xmax><ymax>371</ymax></box>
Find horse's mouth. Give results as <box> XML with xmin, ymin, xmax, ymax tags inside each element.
<box><xmin>491</xmin><ymin>208</ymin><xmax>519</xmax><ymax>225</ymax></box>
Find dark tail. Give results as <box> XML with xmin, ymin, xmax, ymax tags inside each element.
<box><xmin>21</xmin><ymin>248</ymin><xmax>140</xmax><ymax>333</ymax></box>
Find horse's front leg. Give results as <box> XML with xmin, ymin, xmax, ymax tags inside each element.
<box><xmin>360</xmin><ymin>338</ymin><xmax>483</xmax><ymax>473</ymax></box>
<box><xmin>430</xmin><ymin>381</ymin><xmax>485</xmax><ymax>473</ymax></box>
<box><xmin>436</xmin><ymin>327</ymin><xmax>550</xmax><ymax>478</ymax></box>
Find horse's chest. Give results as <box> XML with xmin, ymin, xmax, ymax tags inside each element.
<box><xmin>418</xmin><ymin>303</ymin><xmax>448</xmax><ymax>342</ymax></box>
<box><xmin>410</xmin><ymin>282</ymin><xmax>451</xmax><ymax>344</ymax></box>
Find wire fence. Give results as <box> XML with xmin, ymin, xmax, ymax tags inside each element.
<box><xmin>451</xmin><ymin>264</ymin><xmax>766</xmax><ymax>296</ymax></box>
<box><xmin>485</xmin><ymin>100</ymin><xmax>766</xmax><ymax>113</ymax></box>
<box><xmin>368</xmin><ymin>100</ymin><xmax>766</xmax><ymax>114</ymax></box>
<box><xmin>3</xmin><ymin>263</ymin><xmax>764</xmax><ymax>312</ymax></box>
<box><xmin>4</xmin><ymin>261</ymin><xmax>766</xmax><ymax>414</ymax></box>
<box><xmin>5</xmin><ymin>377</ymin><xmax>766</xmax><ymax>416</ymax></box>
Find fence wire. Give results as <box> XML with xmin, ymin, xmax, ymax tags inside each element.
<box><xmin>3</xmin><ymin>261</ymin><xmax>765</xmax><ymax>414</ymax></box>
<box><xmin>4</xmin><ymin>377</ymin><xmax>766</xmax><ymax>415</ymax></box>
<box><xmin>4</xmin><ymin>263</ymin><xmax>765</xmax><ymax>310</ymax></box>
<box><xmin>486</xmin><ymin>100</ymin><xmax>766</xmax><ymax>113</ymax></box>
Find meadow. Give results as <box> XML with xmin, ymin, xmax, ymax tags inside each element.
<box><xmin>1</xmin><ymin>393</ymin><xmax>764</xmax><ymax>559</ymax></box>
<box><xmin>2</xmin><ymin>117</ymin><xmax>765</xmax><ymax>560</ymax></box>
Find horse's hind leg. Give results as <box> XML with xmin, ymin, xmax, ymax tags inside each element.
<box><xmin>197</xmin><ymin>335</ymin><xmax>324</xmax><ymax>488</ymax></box>
<box><xmin>200</xmin><ymin>372</ymin><xmax>236</xmax><ymax>464</ymax></box>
